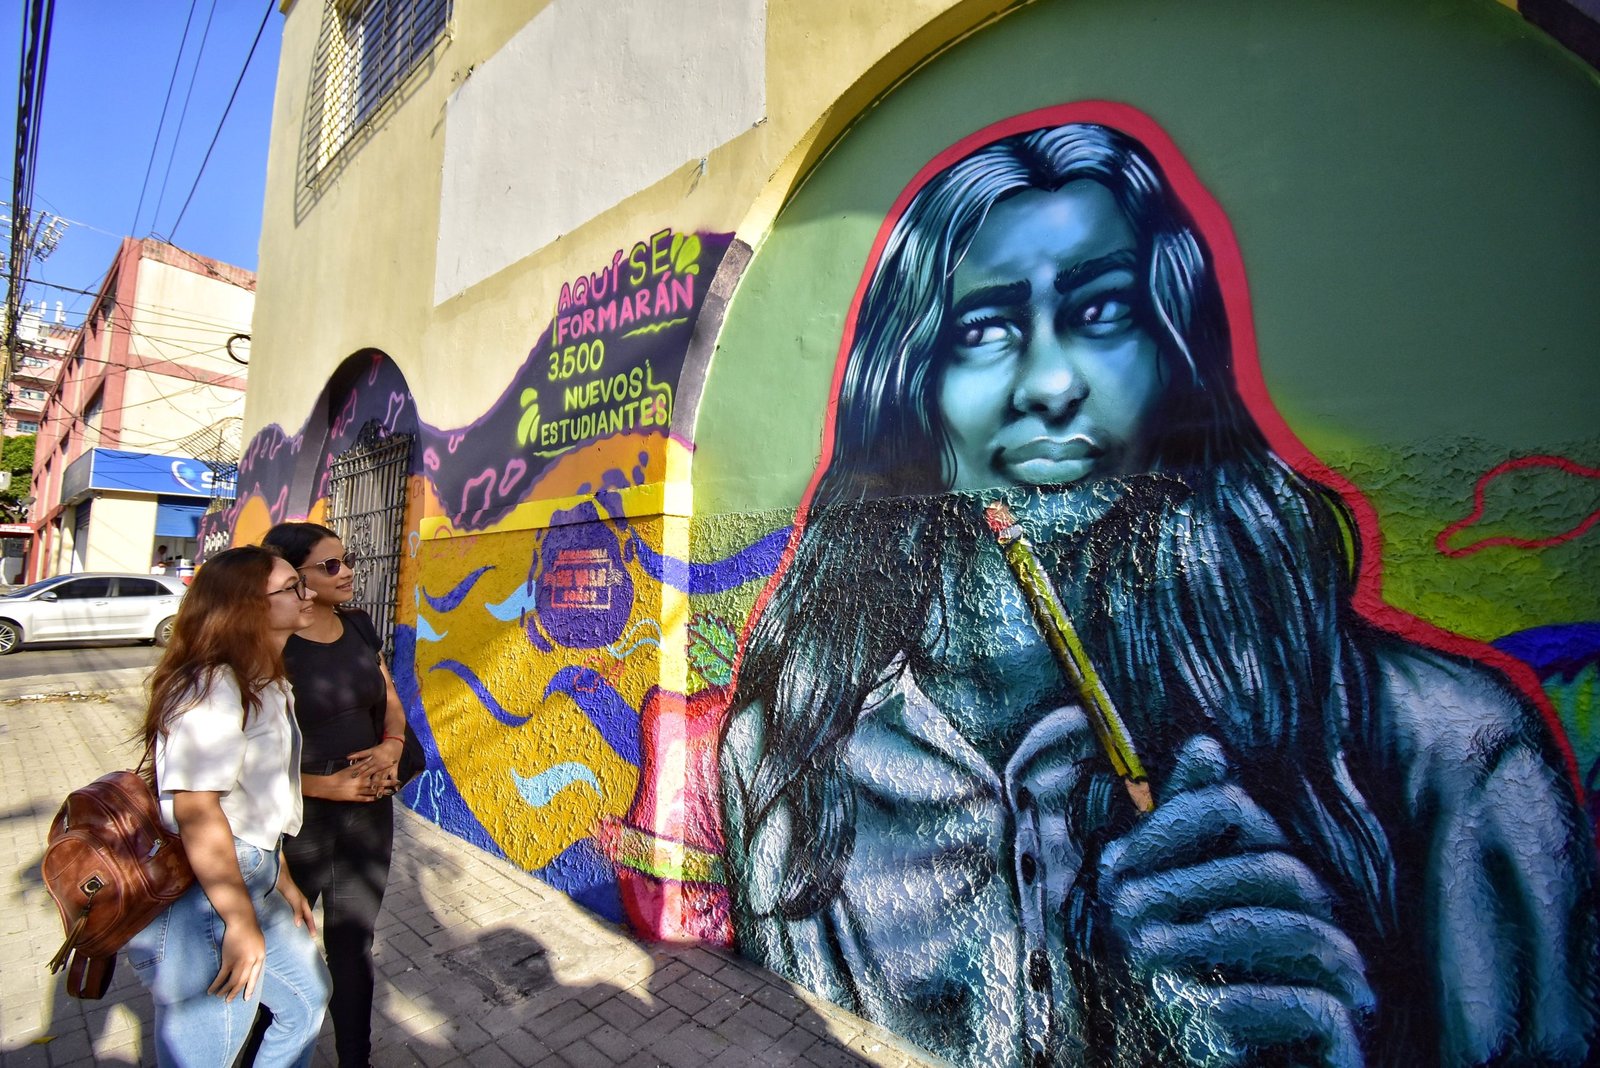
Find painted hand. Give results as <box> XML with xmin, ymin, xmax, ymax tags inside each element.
<box><xmin>1096</xmin><ymin>735</ymin><xmax>1375</xmax><ymax>1066</ymax></box>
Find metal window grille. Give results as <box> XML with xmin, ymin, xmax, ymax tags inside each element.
<box><xmin>305</xmin><ymin>0</ymin><xmax>451</xmax><ymax>175</ymax></box>
<box><xmin>176</xmin><ymin>419</ymin><xmax>241</xmax><ymax>510</ymax></box>
<box><xmin>327</xmin><ymin>420</ymin><xmax>414</xmax><ymax>660</ymax></box>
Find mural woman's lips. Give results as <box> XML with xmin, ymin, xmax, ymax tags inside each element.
<box><xmin>1001</xmin><ymin>436</ymin><xmax>1102</xmax><ymax>483</ymax></box>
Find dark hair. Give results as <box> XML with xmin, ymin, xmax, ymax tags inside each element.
<box><xmin>143</xmin><ymin>545</ymin><xmax>289</xmax><ymax>741</ymax></box>
<box><xmin>810</xmin><ymin>123</ymin><xmax>1236</xmax><ymax>510</ymax></box>
<box><xmin>728</xmin><ymin>122</ymin><xmax>1399</xmax><ymax>966</ymax></box>
<box><xmin>262</xmin><ymin>521</ymin><xmax>339</xmax><ymax>568</ymax></box>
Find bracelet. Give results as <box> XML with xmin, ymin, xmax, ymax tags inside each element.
<box><xmin>382</xmin><ymin>734</ymin><xmax>405</xmax><ymax>744</ymax></box>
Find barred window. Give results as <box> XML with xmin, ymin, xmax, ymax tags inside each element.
<box><xmin>306</xmin><ymin>0</ymin><xmax>451</xmax><ymax>175</ymax></box>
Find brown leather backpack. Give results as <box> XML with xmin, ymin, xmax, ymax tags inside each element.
<box><xmin>43</xmin><ymin>769</ymin><xmax>194</xmax><ymax>999</ymax></box>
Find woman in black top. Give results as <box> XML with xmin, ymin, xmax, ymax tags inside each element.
<box><xmin>261</xmin><ymin>522</ymin><xmax>406</xmax><ymax>1068</ymax></box>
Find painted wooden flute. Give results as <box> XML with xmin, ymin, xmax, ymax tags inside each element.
<box><xmin>983</xmin><ymin>500</ymin><xmax>1155</xmax><ymax>813</ymax></box>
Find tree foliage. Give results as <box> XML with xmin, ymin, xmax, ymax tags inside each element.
<box><xmin>1</xmin><ymin>433</ymin><xmax>36</xmax><ymax>522</ymax></box>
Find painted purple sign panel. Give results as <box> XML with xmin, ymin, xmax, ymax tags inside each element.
<box><xmin>427</xmin><ymin>230</ymin><xmax>732</xmax><ymax>532</ymax></box>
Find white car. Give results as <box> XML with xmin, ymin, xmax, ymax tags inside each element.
<box><xmin>0</xmin><ymin>573</ymin><xmax>187</xmax><ymax>655</ymax></box>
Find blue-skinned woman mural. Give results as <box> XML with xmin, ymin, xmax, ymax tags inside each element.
<box><xmin>716</xmin><ymin>105</ymin><xmax>1598</xmax><ymax>1066</ymax></box>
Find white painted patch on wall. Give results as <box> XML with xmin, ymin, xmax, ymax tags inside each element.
<box><xmin>434</xmin><ymin>0</ymin><xmax>767</xmax><ymax>304</ymax></box>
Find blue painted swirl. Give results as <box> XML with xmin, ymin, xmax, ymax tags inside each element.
<box><xmin>544</xmin><ymin>666</ymin><xmax>641</xmax><ymax>766</ymax></box>
<box><xmin>428</xmin><ymin>659</ymin><xmax>532</xmax><ymax>726</ymax></box>
<box><xmin>420</xmin><ymin>565</ymin><xmax>496</xmax><ymax>613</ymax></box>
<box><xmin>630</xmin><ymin>526</ymin><xmax>791</xmax><ymax>594</ymax></box>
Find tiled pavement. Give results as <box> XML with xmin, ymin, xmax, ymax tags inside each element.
<box><xmin>0</xmin><ymin>687</ymin><xmax>945</xmax><ymax>1067</ymax></box>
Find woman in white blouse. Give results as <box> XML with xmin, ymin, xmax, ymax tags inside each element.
<box><xmin>125</xmin><ymin>546</ymin><xmax>332</xmax><ymax>1067</ymax></box>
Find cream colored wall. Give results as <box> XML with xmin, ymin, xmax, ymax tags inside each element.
<box><xmin>129</xmin><ymin>259</ymin><xmax>253</xmax><ymax>374</ymax></box>
<box><xmin>435</xmin><ymin>0</ymin><xmax>768</xmax><ymax>302</ymax></box>
<box><xmin>122</xmin><ymin>257</ymin><xmax>250</xmax><ymax>451</ymax></box>
<box><xmin>116</xmin><ymin>371</ymin><xmax>246</xmax><ymax>452</ymax></box>
<box><xmin>247</xmin><ymin>0</ymin><xmax>1010</xmax><ymax>435</ymax></box>
<box><xmin>83</xmin><ymin>494</ymin><xmax>157</xmax><ymax>573</ymax></box>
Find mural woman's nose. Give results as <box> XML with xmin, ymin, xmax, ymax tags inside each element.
<box><xmin>1012</xmin><ymin>329</ymin><xmax>1088</xmax><ymax>419</ymax></box>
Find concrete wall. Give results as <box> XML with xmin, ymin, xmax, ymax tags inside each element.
<box><xmin>226</xmin><ymin>0</ymin><xmax>1600</xmax><ymax>1063</ymax></box>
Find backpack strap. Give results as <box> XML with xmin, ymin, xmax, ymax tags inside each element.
<box><xmin>66</xmin><ymin>951</ymin><xmax>115</xmax><ymax>999</ymax></box>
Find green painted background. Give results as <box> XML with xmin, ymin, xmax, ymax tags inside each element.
<box><xmin>692</xmin><ymin>0</ymin><xmax>1600</xmax><ymax>641</ymax></box>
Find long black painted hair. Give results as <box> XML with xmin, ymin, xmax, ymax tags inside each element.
<box><xmin>728</xmin><ymin>122</ymin><xmax>1403</xmax><ymax>980</ymax></box>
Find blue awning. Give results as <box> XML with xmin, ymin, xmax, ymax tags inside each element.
<box><xmin>60</xmin><ymin>449</ymin><xmax>236</xmax><ymax>506</ymax></box>
<box><xmin>155</xmin><ymin>498</ymin><xmax>209</xmax><ymax>539</ymax></box>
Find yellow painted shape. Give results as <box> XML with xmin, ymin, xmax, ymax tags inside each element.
<box><xmin>413</xmin><ymin>516</ymin><xmax>670</xmax><ymax>871</ymax></box>
<box><xmin>231</xmin><ymin>494</ymin><xmax>277</xmax><ymax>548</ymax></box>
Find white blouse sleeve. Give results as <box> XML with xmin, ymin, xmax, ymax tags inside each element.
<box><xmin>158</xmin><ymin>672</ymin><xmax>248</xmax><ymax>794</ymax></box>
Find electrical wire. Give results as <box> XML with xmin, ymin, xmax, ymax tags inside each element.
<box><xmin>150</xmin><ymin>0</ymin><xmax>218</xmax><ymax>234</ymax></box>
<box><xmin>6</xmin><ymin>0</ymin><xmax>57</xmax><ymax>369</ymax></box>
<box><xmin>166</xmin><ymin>0</ymin><xmax>276</xmax><ymax>241</ymax></box>
<box><xmin>25</xmin><ymin>273</ymin><xmax>254</xmax><ymax>331</ymax></box>
<box><xmin>23</xmin><ymin>305</ymin><xmax>250</xmax><ymax>433</ymax></box>
<box><xmin>32</xmin><ymin>369</ymin><xmax>244</xmax><ymax>451</ymax></box>
<box><xmin>130</xmin><ymin>0</ymin><xmax>202</xmax><ymax>238</ymax></box>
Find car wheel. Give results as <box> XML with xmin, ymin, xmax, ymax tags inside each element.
<box><xmin>154</xmin><ymin>616</ymin><xmax>176</xmax><ymax>648</ymax></box>
<box><xmin>0</xmin><ymin>619</ymin><xmax>20</xmax><ymax>655</ymax></box>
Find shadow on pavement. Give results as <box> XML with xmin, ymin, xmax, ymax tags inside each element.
<box><xmin>5</xmin><ymin>799</ymin><xmax>929</xmax><ymax>1068</ymax></box>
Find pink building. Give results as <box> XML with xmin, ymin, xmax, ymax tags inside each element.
<box><xmin>26</xmin><ymin>238</ymin><xmax>253</xmax><ymax>582</ymax></box>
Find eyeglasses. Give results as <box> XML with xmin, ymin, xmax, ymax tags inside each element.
<box><xmin>298</xmin><ymin>552</ymin><xmax>359</xmax><ymax>577</ymax></box>
<box><xmin>269</xmin><ymin>576</ymin><xmax>311</xmax><ymax>600</ymax></box>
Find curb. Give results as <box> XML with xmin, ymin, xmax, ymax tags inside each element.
<box><xmin>0</xmin><ymin>667</ymin><xmax>151</xmax><ymax>703</ymax></box>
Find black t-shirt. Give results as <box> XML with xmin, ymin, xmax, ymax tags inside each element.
<box><xmin>282</xmin><ymin>609</ymin><xmax>386</xmax><ymax>765</ymax></box>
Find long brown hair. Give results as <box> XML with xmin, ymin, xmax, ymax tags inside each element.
<box><xmin>142</xmin><ymin>545</ymin><xmax>289</xmax><ymax>745</ymax></box>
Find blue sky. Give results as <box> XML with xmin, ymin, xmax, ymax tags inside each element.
<box><xmin>3</xmin><ymin>1</ymin><xmax>282</xmax><ymax>327</ymax></box>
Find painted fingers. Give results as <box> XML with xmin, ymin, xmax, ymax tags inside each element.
<box><xmin>1098</xmin><ymin>735</ymin><xmax>1375</xmax><ymax>1066</ymax></box>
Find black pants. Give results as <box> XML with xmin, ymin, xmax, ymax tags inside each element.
<box><xmin>243</xmin><ymin>795</ymin><xmax>393</xmax><ymax>1067</ymax></box>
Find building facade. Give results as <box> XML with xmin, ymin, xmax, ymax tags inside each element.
<box><xmin>3</xmin><ymin>305</ymin><xmax>71</xmax><ymax>437</ymax></box>
<box><xmin>2</xmin><ymin>307</ymin><xmax>70</xmax><ymax>581</ymax></box>
<box><xmin>27</xmin><ymin>238</ymin><xmax>251</xmax><ymax>581</ymax></box>
<box><xmin>218</xmin><ymin>2</ymin><xmax>1600</xmax><ymax>1064</ymax></box>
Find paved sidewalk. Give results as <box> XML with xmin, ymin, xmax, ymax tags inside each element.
<box><xmin>0</xmin><ymin>689</ymin><xmax>944</xmax><ymax>1067</ymax></box>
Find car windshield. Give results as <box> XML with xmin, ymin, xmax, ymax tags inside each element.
<box><xmin>0</xmin><ymin>577</ymin><xmax>71</xmax><ymax>599</ymax></box>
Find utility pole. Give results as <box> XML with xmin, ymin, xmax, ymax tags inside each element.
<box><xmin>0</xmin><ymin>205</ymin><xmax>67</xmax><ymax>415</ymax></box>
<box><xmin>4</xmin><ymin>0</ymin><xmax>59</xmax><ymax>401</ymax></box>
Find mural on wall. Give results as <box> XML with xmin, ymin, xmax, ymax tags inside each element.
<box><xmin>201</xmin><ymin>229</ymin><xmax>739</xmax><ymax>927</ymax></box>
<box><xmin>712</xmin><ymin>106</ymin><xmax>1599</xmax><ymax>1067</ymax></box>
<box><xmin>206</xmin><ymin>3</ymin><xmax>1600</xmax><ymax>1065</ymax></box>
<box><xmin>205</xmin><ymin>227</ymin><xmax>728</xmax><ymax>551</ymax></box>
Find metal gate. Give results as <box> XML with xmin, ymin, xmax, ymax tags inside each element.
<box><xmin>327</xmin><ymin>420</ymin><xmax>413</xmax><ymax>659</ymax></box>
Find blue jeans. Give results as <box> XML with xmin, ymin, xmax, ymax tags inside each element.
<box><xmin>125</xmin><ymin>838</ymin><xmax>331</xmax><ymax>1067</ymax></box>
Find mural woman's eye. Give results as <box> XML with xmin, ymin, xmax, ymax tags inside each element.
<box><xmin>953</xmin><ymin>318</ymin><xmax>1016</xmax><ymax>356</ymax></box>
<box><xmin>1075</xmin><ymin>297</ymin><xmax>1135</xmax><ymax>337</ymax></box>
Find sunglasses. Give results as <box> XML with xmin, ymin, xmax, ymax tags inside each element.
<box><xmin>269</xmin><ymin>576</ymin><xmax>311</xmax><ymax>600</ymax></box>
<box><xmin>298</xmin><ymin>552</ymin><xmax>359</xmax><ymax>577</ymax></box>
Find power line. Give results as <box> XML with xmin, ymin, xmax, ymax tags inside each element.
<box><xmin>5</xmin><ymin>0</ymin><xmax>57</xmax><ymax>380</ymax></box>
<box><xmin>167</xmin><ymin>0</ymin><xmax>276</xmax><ymax>240</ymax></box>
<box><xmin>23</xmin><ymin>278</ymin><xmax>254</xmax><ymax>332</ymax></box>
<box><xmin>131</xmin><ymin>0</ymin><xmax>202</xmax><ymax>238</ymax></box>
<box><xmin>151</xmin><ymin>0</ymin><xmax>218</xmax><ymax>234</ymax></box>
<box><xmin>31</xmin><ymin>349</ymin><xmax>246</xmax><ymax>451</ymax></box>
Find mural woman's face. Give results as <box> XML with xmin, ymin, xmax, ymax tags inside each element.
<box><xmin>938</xmin><ymin>180</ymin><xmax>1164</xmax><ymax>490</ymax></box>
